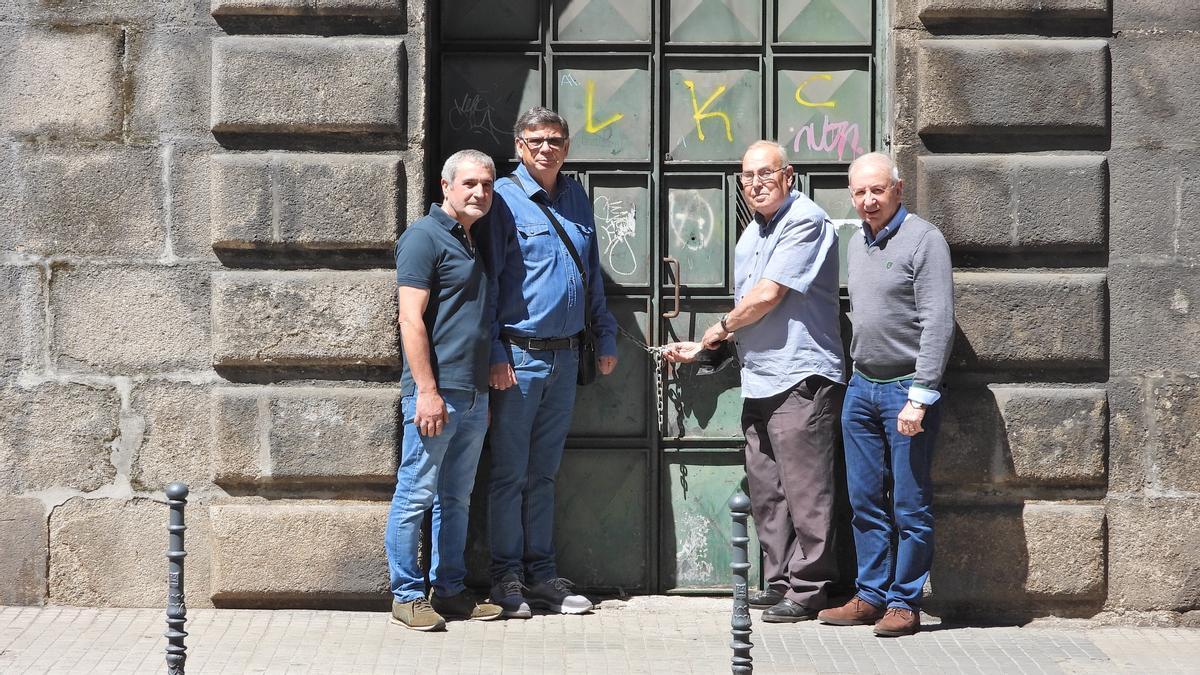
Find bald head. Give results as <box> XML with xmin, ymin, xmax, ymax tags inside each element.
<box><xmin>848</xmin><ymin>152</ymin><xmax>900</xmax><ymax>183</ymax></box>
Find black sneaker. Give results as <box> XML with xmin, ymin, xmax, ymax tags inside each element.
<box><xmin>761</xmin><ymin>598</ymin><xmax>818</xmax><ymax>623</ymax></box>
<box><xmin>429</xmin><ymin>588</ymin><xmax>502</xmax><ymax>621</ymax></box>
<box><xmin>525</xmin><ymin>577</ymin><xmax>592</xmax><ymax>614</ymax></box>
<box><xmin>748</xmin><ymin>587</ymin><xmax>786</xmax><ymax>609</ymax></box>
<box><xmin>489</xmin><ymin>572</ymin><xmax>532</xmax><ymax>619</ymax></box>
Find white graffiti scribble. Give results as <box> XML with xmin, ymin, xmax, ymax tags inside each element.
<box><xmin>668</xmin><ymin>190</ymin><xmax>715</xmax><ymax>251</ymax></box>
<box><xmin>559</xmin><ymin>72</ymin><xmax>581</xmax><ymax>87</ymax></box>
<box><xmin>676</xmin><ymin>511</ymin><xmax>715</xmax><ymax>583</ymax></box>
<box><xmin>593</xmin><ymin>195</ymin><xmax>638</xmax><ymax>277</ymax></box>
<box><xmin>448</xmin><ymin>93</ymin><xmax>509</xmax><ymax>143</ymax></box>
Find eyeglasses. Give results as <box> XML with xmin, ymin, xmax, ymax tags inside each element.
<box><xmin>737</xmin><ymin>167</ymin><xmax>786</xmax><ymax>184</ymax></box>
<box><xmin>519</xmin><ymin>136</ymin><xmax>568</xmax><ymax>150</ymax></box>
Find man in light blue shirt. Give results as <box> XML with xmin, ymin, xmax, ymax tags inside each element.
<box><xmin>667</xmin><ymin>140</ymin><xmax>846</xmax><ymax>622</ymax></box>
<box><xmin>478</xmin><ymin>106</ymin><xmax>618</xmax><ymax>618</ymax></box>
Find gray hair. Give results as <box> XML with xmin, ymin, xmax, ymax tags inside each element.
<box><xmin>513</xmin><ymin>106</ymin><xmax>570</xmax><ymax>139</ymax></box>
<box><xmin>745</xmin><ymin>140</ymin><xmax>790</xmax><ymax>167</ymax></box>
<box><xmin>441</xmin><ymin>149</ymin><xmax>495</xmax><ymax>183</ymax></box>
<box><xmin>849</xmin><ymin>152</ymin><xmax>901</xmax><ymax>183</ymax></box>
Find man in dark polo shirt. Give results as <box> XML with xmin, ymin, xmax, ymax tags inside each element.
<box><xmin>385</xmin><ymin>149</ymin><xmax>502</xmax><ymax>631</ymax></box>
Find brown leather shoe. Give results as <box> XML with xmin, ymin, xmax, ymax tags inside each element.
<box><xmin>817</xmin><ymin>596</ymin><xmax>884</xmax><ymax>626</ymax></box>
<box><xmin>873</xmin><ymin>607</ymin><xmax>920</xmax><ymax>637</ymax></box>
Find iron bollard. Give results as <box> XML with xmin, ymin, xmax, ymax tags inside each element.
<box><xmin>729</xmin><ymin>491</ymin><xmax>753</xmax><ymax>674</ymax></box>
<box><xmin>164</xmin><ymin>482</ymin><xmax>188</xmax><ymax>675</ymax></box>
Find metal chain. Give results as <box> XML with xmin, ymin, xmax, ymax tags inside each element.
<box><xmin>617</xmin><ymin>324</ymin><xmax>668</xmax><ymax>436</ymax></box>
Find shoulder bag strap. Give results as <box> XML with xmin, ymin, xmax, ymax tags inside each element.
<box><xmin>509</xmin><ymin>173</ymin><xmax>592</xmax><ymax>326</ymax></box>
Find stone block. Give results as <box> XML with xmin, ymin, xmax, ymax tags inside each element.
<box><xmin>213</xmin><ymin>386</ymin><xmax>399</xmax><ymax>486</ymax></box>
<box><xmin>0</xmin><ymin>497</ymin><xmax>47</xmax><ymax>605</ymax></box>
<box><xmin>51</xmin><ymin>265</ymin><xmax>211</xmax><ymax>373</ymax></box>
<box><xmin>0</xmin><ymin>145</ymin><xmax>165</xmax><ymax>258</ymax></box>
<box><xmin>14</xmin><ymin>0</ymin><xmax>211</xmax><ymax>25</ymax></box>
<box><xmin>995</xmin><ymin>387</ymin><xmax>1107</xmax><ymax>486</ymax></box>
<box><xmin>1106</xmin><ymin>376</ymin><xmax>1148</xmax><ymax>494</ymax></box>
<box><xmin>952</xmin><ymin>272</ymin><xmax>1107</xmax><ymax>369</ymax></box>
<box><xmin>1110</xmin><ymin>262</ymin><xmax>1200</xmax><ymax>374</ymax></box>
<box><xmin>211</xmin><ymin>37</ymin><xmax>406</xmax><ymax>137</ymax></box>
<box><xmin>1108</xmin><ymin>147</ymin><xmax>1199</xmax><ymax>259</ymax></box>
<box><xmin>1146</xmin><ymin>376</ymin><xmax>1200</xmax><ymax>493</ymax></box>
<box><xmin>130</xmin><ymin>382</ymin><xmax>215</xmax><ymax>492</ymax></box>
<box><xmin>917</xmin><ymin>154</ymin><xmax>1107</xmax><ymax>251</ymax></box>
<box><xmin>1108</xmin><ymin>499</ymin><xmax>1200</xmax><ymax>611</ymax></box>
<box><xmin>936</xmin><ymin>386</ymin><xmax>1106</xmax><ymax>487</ymax></box>
<box><xmin>1112</xmin><ymin>33</ymin><xmax>1200</xmax><ymax>148</ymax></box>
<box><xmin>211</xmin><ymin>0</ymin><xmax>404</xmax><ymax>16</ymax></box>
<box><xmin>932</xmin><ymin>504</ymin><xmax>1105</xmax><ymax>610</ymax></box>
<box><xmin>917</xmin><ymin>39</ymin><xmax>1109</xmax><ymax>138</ymax></box>
<box><xmin>167</xmin><ymin>144</ymin><xmax>221</xmax><ymax>261</ymax></box>
<box><xmin>0</xmin><ymin>383</ymin><xmax>120</xmax><ymax>494</ymax></box>
<box><xmin>211</xmin><ymin>153</ymin><xmax>401</xmax><ymax>251</ymax></box>
<box><xmin>0</xmin><ymin>27</ymin><xmax>122</xmax><ymax>139</ymax></box>
<box><xmin>209</xmin><ymin>501</ymin><xmax>387</xmax><ymax>605</ymax></box>
<box><xmin>1115</xmin><ymin>1</ymin><xmax>1200</xmax><ymax>30</ymax></box>
<box><xmin>210</xmin><ymin>270</ymin><xmax>398</xmax><ymax>368</ymax></box>
<box><xmin>130</xmin><ymin>29</ymin><xmax>217</xmax><ymax>141</ymax></box>
<box><xmin>49</xmin><ymin>497</ymin><xmax>212</xmax><ymax>608</ymax></box>
<box><xmin>918</xmin><ymin>0</ymin><xmax>1109</xmax><ymax>23</ymax></box>
<box><xmin>0</xmin><ymin>266</ymin><xmax>44</xmax><ymax>379</ymax></box>
<box><xmin>934</xmin><ymin>388</ymin><xmax>1004</xmax><ymax>486</ymax></box>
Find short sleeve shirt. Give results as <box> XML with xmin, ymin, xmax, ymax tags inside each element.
<box><xmin>395</xmin><ymin>204</ymin><xmax>490</xmax><ymax>396</ymax></box>
<box><xmin>732</xmin><ymin>190</ymin><xmax>846</xmax><ymax>398</ymax></box>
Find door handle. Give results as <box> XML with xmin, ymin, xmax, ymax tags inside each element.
<box><xmin>662</xmin><ymin>256</ymin><xmax>681</xmax><ymax>318</ymax></box>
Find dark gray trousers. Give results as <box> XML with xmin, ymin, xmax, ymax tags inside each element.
<box><xmin>741</xmin><ymin>375</ymin><xmax>844</xmax><ymax>609</ymax></box>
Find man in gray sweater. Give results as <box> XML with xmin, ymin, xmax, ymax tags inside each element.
<box><xmin>817</xmin><ymin>152</ymin><xmax>954</xmax><ymax>637</ymax></box>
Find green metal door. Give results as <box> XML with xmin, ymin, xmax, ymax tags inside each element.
<box><xmin>441</xmin><ymin>0</ymin><xmax>880</xmax><ymax>594</ymax></box>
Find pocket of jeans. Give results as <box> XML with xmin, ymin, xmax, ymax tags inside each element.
<box><xmin>401</xmin><ymin>395</ymin><xmax>416</xmax><ymax>425</ymax></box>
<box><xmin>509</xmin><ymin>342</ymin><xmax>531</xmax><ymax>369</ymax></box>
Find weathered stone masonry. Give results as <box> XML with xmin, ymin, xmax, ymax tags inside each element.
<box><xmin>1</xmin><ymin>0</ymin><xmax>1197</xmax><ymax>623</ymax></box>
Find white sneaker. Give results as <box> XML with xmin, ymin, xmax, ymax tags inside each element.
<box><xmin>525</xmin><ymin>577</ymin><xmax>592</xmax><ymax>614</ymax></box>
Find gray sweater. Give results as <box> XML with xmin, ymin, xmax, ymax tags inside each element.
<box><xmin>846</xmin><ymin>210</ymin><xmax>955</xmax><ymax>394</ymax></box>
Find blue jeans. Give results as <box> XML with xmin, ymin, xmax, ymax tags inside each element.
<box><xmin>487</xmin><ymin>343</ymin><xmax>578</xmax><ymax>583</ymax></box>
<box><xmin>840</xmin><ymin>373</ymin><xmax>942</xmax><ymax>612</ymax></box>
<box><xmin>385</xmin><ymin>388</ymin><xmax>488</xmax><ymax>602</ymax></box>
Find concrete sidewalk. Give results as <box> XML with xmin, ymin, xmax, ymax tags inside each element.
<box><xmin>2</xmin><ymin>597</ymin><xmax>1198</xmax><ymax>674</ymax></box>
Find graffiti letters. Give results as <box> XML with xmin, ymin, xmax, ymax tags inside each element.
<box><xmin>789</xmin><ymin>114</ymin><xmax>864</xmax><ymax>162</ymax></box>
<box><xmin>795</xmin><ymin>73</ymin><xmax>837</xmax><ymax>108</ymax></box>
<box><xmin>593</xmin><ymin>195</ymin><xmax>639</xmax><ymax>277</ymax></box>
<box><xmin>683</xmin><ymin>80</ymin><xmax>733</xmax><ymax>143</ymax></box>
<box><xmin>447</xmin><ymin>93</ymin><xmax>509</xmax><ymax>143</ymax></box>
<box><xmin>584</xmin><ymin>80</ymin><xmax>624</xmax><ymax>134</ymax></box>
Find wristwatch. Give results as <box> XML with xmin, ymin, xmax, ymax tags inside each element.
<box><xmin>719</xmin><ymin>315</ymin><xmax>731</xmax><ymax>333</ymax></box>
<box><xmin>909</xmin><ymin>400</ymin><xmax>926</xmax><ymax>410</ymax></box>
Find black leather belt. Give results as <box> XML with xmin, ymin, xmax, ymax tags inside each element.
<box><xmin>503</xmin><ymin>333</ymin><xmax>581</xmax><ymax>351</ymax></box>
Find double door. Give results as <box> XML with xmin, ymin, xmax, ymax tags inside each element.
<box><xmin>441</xmin><ymin>0</ymin><xmax>879</xmax><ymax>593</ymax></box>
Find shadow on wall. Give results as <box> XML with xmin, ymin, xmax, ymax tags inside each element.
<box><xmin>925</xmin><ymin>326</ymin><xmax>1107</xmax><ymax>622</ymax></box>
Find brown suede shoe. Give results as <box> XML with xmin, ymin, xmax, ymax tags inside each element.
<box><xmin>873</xmin><ymin>607</ymin><xmax>920</xmax><ymax>637</ymax></box>
<box><xmin>817</xmin><ymin>596</ymin><xmax>884</xmax><ymax>626</ymax></box>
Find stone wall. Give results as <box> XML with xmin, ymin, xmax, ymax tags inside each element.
<box><xmin>0</xmin><ymin>0</ymin><xmax>424</xmax><ymax>607</ymax></box>
<box><xmin>1</xmin><ymin>0</ymin><xmax>1197</xmax><ymax>623</ymax></box>
<box><xmin>894</xmin><ymin>0</ymin><xmax>1200</xmax><ymax>623</ymax></box>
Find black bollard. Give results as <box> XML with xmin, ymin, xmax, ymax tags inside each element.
<box><xmin>164</xmin><ymin>482</ymin><xmax>188</xmax><ymax>675</ymax></box>
<box><xmin>729</xmin><ymin>491</ymin><xmax>753</xmax><ymax>674</ymax></box>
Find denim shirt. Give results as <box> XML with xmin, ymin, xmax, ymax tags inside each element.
<box><xmin>479</xmin><ymin>163</ymin><xmax>618</xmax><ymax>365</ymax></box>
